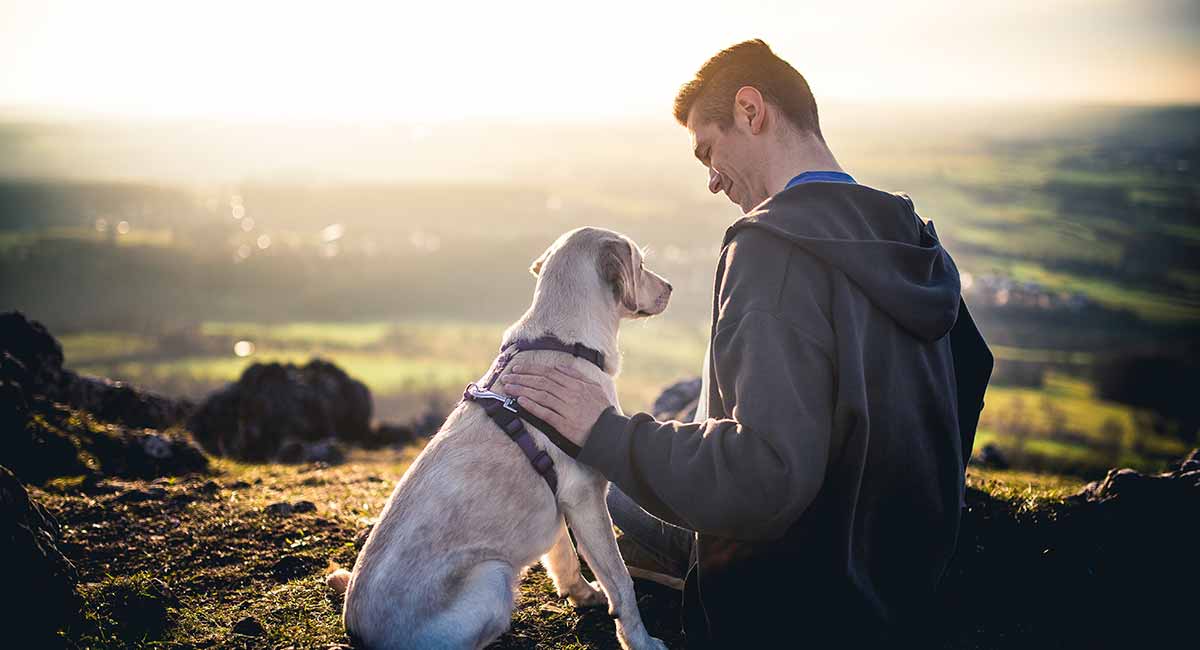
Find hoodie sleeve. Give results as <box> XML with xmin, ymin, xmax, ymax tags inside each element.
<box><xmin>577</xmin><ymin>307</ymin><xmax>834</xmax><ymax>541</ymax></box>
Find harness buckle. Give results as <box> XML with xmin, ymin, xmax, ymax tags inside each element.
<box><xmin>464</xmin><ymin>383</ymin><xmax>519</xmax><ymax>413</ymax></box>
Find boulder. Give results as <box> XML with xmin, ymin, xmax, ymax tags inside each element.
<box><xmin>0</xmin><ymin>311</ymin><xmax>65</xmax><ymax>393</ymax></box>
<box><xmin>86</xmin><ymin>424</ymin><xmax>209</xmax><ymax>480</ymax></box>
<box><xmin>364</xmin><ymin>422</ymin><xmax>419</xmax><ymax>449</ymax></box>
<box><xmin>0</xmin><ymin>352</ymin><xmax>87</xmax><ymax>484</ymax></box>
<box><xmin>0</xmin><ymin>465</ymin><xmax>80</xmax><ymax>646</ymax></box>
<box><xmin>59</xmin><ymin>371</ymin><xmax>193</xmax><ymax>431</ymax></box>
<box><xmin>651</xmin><ymin>377</ymin><xmax>702</xmax><ymax>423</ymax></box>
<box><xmin>934</xmin><ymin>448</ymin><xmax>1200</xmax><ymax>648</ymax></box>
<box><xmin>0</xmin><ymin>311</ymin><xmax>192</xmax><ymax>430</ymax></box>
<box><xmin>187</xmin><ymin>359</ymin><xmax>373</xmax><ymax>462</ymax></box>
<box><xmin>1</xmin><ymin>360</ymin><xmax>207</xmax><ymax>483</ymax></box>
<box><xmin>972</xmin><ymin>443</ymin><xmax>1010</xmax><ymax>469</ymax></box>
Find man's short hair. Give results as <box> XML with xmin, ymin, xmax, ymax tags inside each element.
<box><xmin>674</xmin><ymin>39</ymin><xmax>822</xmax><ymax>140</ymax></box>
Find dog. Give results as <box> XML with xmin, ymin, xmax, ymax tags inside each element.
<box><xmin>327</xmin><ymin>227</ymin><xmax>672</xmax><ymax>649</ymax></box>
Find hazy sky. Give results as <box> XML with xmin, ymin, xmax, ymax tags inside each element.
<box><xmin>1</xmin><ymin>0</ymin><xmax>1197</xmax><ymax>122</ymax></box>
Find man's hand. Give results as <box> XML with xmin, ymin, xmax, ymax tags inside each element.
<box><xmin>495</xmin><ymin>363</ymin><xmax>612</xmax><ymax>448</ymax></box>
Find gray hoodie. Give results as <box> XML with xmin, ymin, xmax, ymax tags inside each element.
<box><xmin>578</xmin><ymin>180</ymin><xmax>993</xmax><ymax>646</ymax></box>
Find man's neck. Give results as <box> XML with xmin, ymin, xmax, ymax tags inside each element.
<box><xmin>765</xmin><ymin>132</ymin><xmax>844</xmax><ymax>197</ymax></box>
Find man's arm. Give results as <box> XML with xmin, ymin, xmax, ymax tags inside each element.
<box><xmin>579</xmin><ymin>307</ymin><xmax>834</xmax><ymax>541</ymax></box>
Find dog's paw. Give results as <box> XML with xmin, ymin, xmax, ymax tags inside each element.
<box><xmin>616</xmin><ymin>624</ymin><xmax>668</xmax><ymax>650</ymax></box>
<box><xmin>566</xmin><ymin>580</ymin><xmax>608</xmax><ymax>608</ymax></box>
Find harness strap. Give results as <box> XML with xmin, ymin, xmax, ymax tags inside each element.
<box><xmin>515</xmin><ymin>407</ymin><xmax>582</xmax><ymax>458</ymax></box>
<box><xmin>478</xmin><ymin>396</ymin><xmax>559</xmax><ymax>493</ymax></box>
<box><xmin>462</xmin><ymin>335</ymin><xmax>605</xmax><ymax>495</ymax></box>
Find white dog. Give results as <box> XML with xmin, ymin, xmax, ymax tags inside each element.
<box><xmin>327</xmin><ymin>227</ymin><xmax>672</xmax><ymax>650</ymax></box>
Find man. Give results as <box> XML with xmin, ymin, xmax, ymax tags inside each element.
<box><xmin>500</xmin><ymin>39</ymin><xmax>993</xmax><ymax>647</ymax></box>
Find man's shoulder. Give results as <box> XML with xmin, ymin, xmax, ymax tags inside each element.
<box><xmin>718</xmin><ymin>224</ymin><xmax>835</xmax><ymax>331</ymax></box>
<box><xmin>723</xmin><ymin>221</ymin><xmax>833</xmax><ymax>282</ymax></box>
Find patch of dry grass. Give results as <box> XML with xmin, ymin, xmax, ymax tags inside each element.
<box><xmin>37</xmin><ymin>446</ymin><xmax>682</xmax><ymax>649</ymax></box>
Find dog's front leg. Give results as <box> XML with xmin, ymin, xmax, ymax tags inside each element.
<box><xmin>541</xmin><ymin>516</ymin><xmax>608</xmax><ymax>608</ymax></box>
<box><xmin>564</xmin><ymin>483</ymin><xmax>667</xmax><ymax>650</ymax></box>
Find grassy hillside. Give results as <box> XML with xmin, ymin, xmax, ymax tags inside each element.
<box><xmin>37</xmin><ymin>445</ymin><xmax>1093</xmax><ymax>649</ymax></box>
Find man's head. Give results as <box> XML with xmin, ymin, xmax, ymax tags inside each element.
<box><xmin>675</xmin><ymin>39</ymin><xmax>828</xmax><ymax>213</ymax></box>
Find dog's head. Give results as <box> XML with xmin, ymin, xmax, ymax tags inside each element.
<box><xmin>530</xmin><ymin>227</ymin><xmax>672</xmax><ymax>319</ymax></box>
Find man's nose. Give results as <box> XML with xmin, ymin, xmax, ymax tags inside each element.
<box><xmin>708</xmin><ymin>168</ymin><xmax>723</xmax><ymax>194</ymax></box>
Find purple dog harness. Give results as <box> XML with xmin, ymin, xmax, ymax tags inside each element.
<box><xmin>462</xmin><ymin>335</ymin><xmax>605</xmax><ymax>495</ymax></box>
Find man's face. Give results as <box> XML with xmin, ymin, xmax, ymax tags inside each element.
<box><xmin>686</xmin><ymin>105</ymin><xmax>766</xmax><ymax>214</ymax></box>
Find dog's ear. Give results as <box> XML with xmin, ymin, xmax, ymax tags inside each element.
<box><xmin>530</xmin><ymin>245</ymin><xmax>552</xmax><ymax>277</ymax></box>
<box><xmin>598</xmin><ymin>238</ymin><xmax>638</xmax><ymax>312</ymax></box>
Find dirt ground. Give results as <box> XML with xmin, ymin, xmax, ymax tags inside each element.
<box><xmin>40</xmin><ymin>438</ymin><xmax>1185</xmax><ymax>649</ymax></box>
<box><xmin>36</xmin><ymin>446</ymin><xmax>685</xmax><ymax>649</ymax></box>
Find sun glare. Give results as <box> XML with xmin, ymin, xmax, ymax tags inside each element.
<box><xmin>0</xmin><ymin>1</ymin><xmax>1196</xmax><ymax>123</ymax></box>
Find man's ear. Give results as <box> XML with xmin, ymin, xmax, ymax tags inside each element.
<box><xmin>530</xmin><ymin>245</ymin><xmax>552</xmax><ymax>277</ymax></box>
<box><xmin>598</xmin><ymin>238</ymin><xmax>638</xmax><ymax>312</ymax></box>
<box><xmin>734</xmin><ymin>85</ymin><xmax>765</xmax><ymax>134</ymax></box>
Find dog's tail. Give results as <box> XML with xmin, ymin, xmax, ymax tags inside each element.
<box><xmin>326</xmin><ymin>567</ymin><xmax>352</xmax><ymax>595</ymax></box>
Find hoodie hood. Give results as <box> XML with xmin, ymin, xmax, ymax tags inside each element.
<box><xmin>724</xmin><ymin>182</ymin><xmax>962</xmax><ymax>342</ymax></box>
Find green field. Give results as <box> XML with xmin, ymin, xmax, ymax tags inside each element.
<box><xmin>61</xmin><ymin>317</ymin><xmax>1190</xmax><ymax>479</ymax></box>
<box><xmin>68</xmin><ymin>319</ymin><xmax>710</xmax><ymax>422</ymax></box>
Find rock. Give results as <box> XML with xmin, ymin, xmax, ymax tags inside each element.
<box><xmin>86</xmin><ymin>425</ymin><xmax>209</xmax><ymax>480</ymax></box>
<box><xmin>230</xmin><ymin>480</ymin><xmax>251</xmax><ymax>489</ymax></box>
<box><xmin>0</xmin><ymin>311</ymin><xmax>65</xmax><ymax>395</ymax></box>
<box><xmin>59</xmin><ymin>371</ymin><xmax>193</xmax><ymax>431</ymax></box>
<box><xmin>0</xmin><ymin>312</ymin><xmax>192</xmax><ymax>430</ymax></box>
<box><xmin>973</xmin><ymin>443</ymin><xmax>1009</xmax><ymax>470</ymax></box>
<box><xmin>265</xmin><ymin>502</ymin><xmax>294</xmax><ymax>516</ymax></box>
<box><xmin>651</xmin><ymin>377</ymin><xmax>702</xmax><ymax>423</ymax></box>
<box><xmin>365</xmin><ymin>422</ymin><xmax>419</xmax><ymax>448</ymax></box>
<box><xmin>1166</xmin><ymin>447</ymin><xmax>1200</xmax><ymax>473</ymax></box>
<box><xmin>355</xmin><ymin>524</ymin><xmax>375</xmax><ymax>550</ymax></box>
<box><xmin>200</xmin><ymin>479</ymin><xmax>222</xmax><ymax>494</ymax></box>
<box><xmin>116</xmin><ymin>487</ymin><xmax>168</xmax><ymax>503</ymax></box>
<box><xmin>409</xmin><ymin>402</ymin><xmax>449</xmax><ymax>439</ymax></box>
<box><xmin>232</xmin><ymin>616</ymin><xmax>266</xmax><ymax>636</ymax></box>
<box><xmin>1071</xmin><ymin>449</ymin><xmax>1200</xmax><ymax>507</ymax></box>
<box><xmin>936</xmin><ymin>448</ymin><xmax>1200</xmax><ymax>648</ymax></box>
<box><xmin>0</xmin><ymin>465</ymin><xmax>80</xmax><ymax>645</ymax></box>
<box><xmin>270</xmin><ymin>554</ymin><xmax>323</xmax><ymax>581</ymax></box>
<box><xmin>0</xmin><ymin>352</ymin><xmax>88</xmax><ymax>484</ymax></box>
<box><xmin>187</xmin><ymin>359</ymin><xmax>373</xmax><ymax>462</ymax></box>
<box><xmin>266</xmin><ymin>500</ymin><xmax>316</xmax><ymax>517</ymax></box>
<box><xmin>279</xmin><ymin>438</ymin><xmax>346</xmax><ymax>465</ymax></box>
<box><xmin>80</xmin><ymin>476</ymin><xmax>119</xmax><ymax>494</ymax></box>
<box><xmin>100</xmin><ymin>574</ymin><xmax>178</xmax><ymax>642</ymax></box>
<box><xmin>0</xmin><ymin>312</ymin><xmax>207</xmax><ymax>484</ymax></box>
